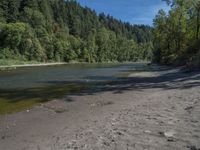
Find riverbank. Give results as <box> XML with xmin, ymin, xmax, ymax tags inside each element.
<box><xmin>0</xmin><ymin>67</ymin><xmax>200</xmax><ymax>150</ymax></box>
<box><xmin>0</xmin><ymin>59</ymin><xmax>149</xmax><ymax>69</ymax></box>
<box><xmin>0</xmin><ymin>59</ymin><xmax>71</xmax><ymax>71</ymax></box>
<box><xmin>0</xmin><ymin>63</ymin><xmax>139</xmax><ymax>115</ymax></box>
<box><xmin>0</xmin><ymin>62</ymin><xmax>68</xmax><ymax>69</ymax></box>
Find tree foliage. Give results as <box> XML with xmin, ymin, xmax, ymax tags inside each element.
<box><xmin>153</xmin><ymin>0</ymin><xmax>200</xmax><ymax>67</ymax></box>
<box><xmin>0</xmin><ymin>0</ymin><xmax>153</xmax><ymax>62</ymax></box>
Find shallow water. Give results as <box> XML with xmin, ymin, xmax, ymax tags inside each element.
<box><xmin>0</xmin><ymin>63</ymin><xmax>147</xmax><ymax>114</ymax></box>
<box><xmin>0</xmin><ymin>63</ymin><xmax>147</xmax><ymax>89</ymax></box>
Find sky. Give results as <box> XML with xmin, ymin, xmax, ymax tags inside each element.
<box><xmin>77</xmin><ymin>0</ymin><xmax>170</xmax><ymax>26</ymax></box>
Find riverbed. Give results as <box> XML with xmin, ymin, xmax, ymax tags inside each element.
<box><xmin>0</xmin><ymin>64</ymin><xmax>200</xmax><ymax>150</ymax></box>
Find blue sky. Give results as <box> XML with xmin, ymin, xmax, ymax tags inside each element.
<box><xmin>77</xmin><ymin>0</ymin><xmax>170</xmax><ymax>26</ymax></box>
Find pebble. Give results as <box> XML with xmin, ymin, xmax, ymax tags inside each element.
<box><xmin>164</xmin><ymin>130</ymin><xmax>176</xmax><ymax>138</ymax></box>
<box><xmin>145</xmin><ymin>130</ymin><xmax>151</xmax><ymax>134</ymax></box>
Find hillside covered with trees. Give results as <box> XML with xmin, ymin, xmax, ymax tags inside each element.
<box><xmin>0</xmin><ymin>0</ymin><xmax>153</xmax><ymax>63</ymax></box>
<box><xmin>153</xmin><ymin>0</ymin><xmax>200</xmax><ymax>68</ymax></box>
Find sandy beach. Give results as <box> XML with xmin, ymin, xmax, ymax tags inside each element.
<box><xmin>0</xmin><ymin>67</ymin><xmax>200</xmax><ymax>150</ymax></box>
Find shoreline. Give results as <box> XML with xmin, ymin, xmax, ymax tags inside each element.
<box><xmin>0</xmin><ymin>61</ymin><xmax>149</xmax><ymax>69</ymax></box>
<box><xmin>0</xmin><ymin>67</ymin><xmax>200</xmax><ymax>149</ymax></box>
<box><xmin>0</xmin><ymin>62</ymin><xmax>68</xmax><ymax>69</ymax></box>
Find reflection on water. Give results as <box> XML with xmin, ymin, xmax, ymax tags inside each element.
<box><xmin>0</xmin><ymin>63</ymin><xmax>146</xmax><ymax>114</ymax></box>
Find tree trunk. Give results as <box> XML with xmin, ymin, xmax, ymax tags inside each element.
<box><xmin>196</xmin><ymin>9</ymin><xmax>200</xmax><ymax>39</ymax></box>
<box><xmin>177</xmin><ymin>13</ymin><xmax>183</xmax><ymax>52</ymax></box>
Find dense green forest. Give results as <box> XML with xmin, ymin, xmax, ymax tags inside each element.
<box><xmin>153</xmin><ymin>0</ymin><xmax>200</xmax><ymax>68</ymax></box>
<box><xmin>0</xmin><ymin>0</ymin><xmax>153</xmax><ymax>63</ymax></box>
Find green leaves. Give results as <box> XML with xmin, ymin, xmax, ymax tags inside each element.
<box><xmin>0</xmin><ymin>22</ymin><xmax>27</xmax><ymax>49</ymax></box>
<box><xmin>153</xmin><ymin>0</ymin><xmax>200</xmax><ymax>67</ymax></box>
<box><xmin>0</xmin><ymin>0</ymin><xmax>153</xmax><ymax>63</ymax></box>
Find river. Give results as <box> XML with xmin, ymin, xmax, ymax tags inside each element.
<box><xmin>0</xmin><ymin>63</ymin><xmax>147</xmax><ymax>114</ymax></box>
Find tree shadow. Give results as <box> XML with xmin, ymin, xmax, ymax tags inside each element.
<box><xmin>70</xmin><ymin>68</ymin><xmax>200</xmax><ymax>96</ymax></box>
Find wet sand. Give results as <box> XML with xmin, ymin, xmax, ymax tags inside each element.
<box><xmin>0</xmin><ymin>67</ymin><xmax>200</xmax><ymax>150</ymax></box>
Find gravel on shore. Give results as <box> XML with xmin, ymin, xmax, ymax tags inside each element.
<box><xmin>0</xmin><ymin>68</ymin><xmax>200</xmax><ymax>150</ymax></box>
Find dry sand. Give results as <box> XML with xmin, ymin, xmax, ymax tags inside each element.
<box><xmin>0</xmin><ymin>67</ymin><xmax>200</xmax><ymax>150</ymax></box>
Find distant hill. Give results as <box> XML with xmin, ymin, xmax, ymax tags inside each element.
<box><xmin>0</xmin><ymin>0</ymin><xmax>153</xmax><ymax>63</ymax></box>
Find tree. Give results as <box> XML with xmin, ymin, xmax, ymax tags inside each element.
<box><xmin>85</xmin><ymin>29</ymin><xmax>97</xmax><ymax>62</ymax></box>
<box><xmin>194</xmin><ymin>1</ymin><xmax>200</xmax><ymax>39</ymax></box>
<box><xmin>0</xmin><ymin>22</ymin><xmax>27</xmax><ymax>51</ymax></box>
<box><xmin>96</xmin><ymin>28</ymin><xmax>110</xmax><ymax>62</ymax></box>
<box><xmin>153</xmin><ymin>9</ymin><xmax>168</xmax><ymax>63</ymax></box>
<box><xmin>0</xmin><ymin>0</ymin><xmax>153</xmax><ymax>63</ymax></box>
<box><xmin>153</xmin><ymin>0</ymin><xmax>200</xmax><ymax>67</ymax></box>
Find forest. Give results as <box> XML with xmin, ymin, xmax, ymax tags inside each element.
<box><xmin>153</xmin><ymin>0</ymin><xmax>200</xmax><ymax>68</ymax></box>
<box><xmin>1</xmin><ymin>0</ymin><xmax>199</xmax><ymax>68</ymax></box>
<box><xmin>0</xmin><ymin>0</ymin><xmax>153</xmax><ymax>63</ymax></box>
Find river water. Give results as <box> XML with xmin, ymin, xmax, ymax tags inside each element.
<box><xmin>0</xmin><ymin>63</ymin><xmax>146</xmax><ymax>89</ymax></box>
<box><xmin>0</xmin><ymin>63</ymin><xmax>147</xmax><ymax>114</ymax></box>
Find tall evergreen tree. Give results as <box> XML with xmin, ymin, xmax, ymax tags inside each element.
<box><xmin>0</xmin><ymin>0</ymin><xmax>153</xmax><ymax>63</ymax></box>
